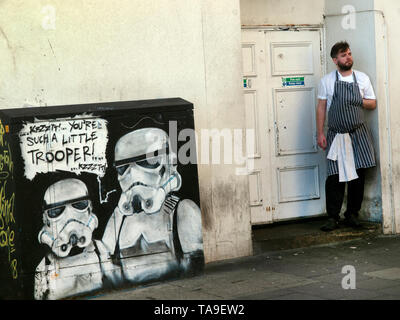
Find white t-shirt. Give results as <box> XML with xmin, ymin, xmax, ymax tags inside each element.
<box><xmin>318</xmin><ymin>70</ymin><xmax>376</xmax><ymax>111</ymax></box>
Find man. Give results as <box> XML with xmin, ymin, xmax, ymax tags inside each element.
<box><xmin>317</xmin><ymin>41</ymin><xmax>377</xmax><ymax>232</ymax></box>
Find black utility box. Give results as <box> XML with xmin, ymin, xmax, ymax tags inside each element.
<box><xmin>0</xmin><ymin>98</ymin><xmax>204</xmax><ymax>300</ymax></box>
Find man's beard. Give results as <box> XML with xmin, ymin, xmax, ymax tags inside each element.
<box><xmin>338</xmin><ymin>60</ymin><xmax>353</xmax><ymax>71</ymax></box>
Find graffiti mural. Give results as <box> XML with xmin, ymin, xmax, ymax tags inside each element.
<box><xmin>0</xmin><ymin>99</ymin><xmax>204</xmax><ymax>300</ymax></box>
<box><xmin>102</xmin><ymin>128</ymin><xmax>203</xmax><ymax>286</ymax></box>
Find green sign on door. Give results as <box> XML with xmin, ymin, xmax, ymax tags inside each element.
<box><xmin>282</xmin><ymin>77</ymin><xmax>305</xmax><ymax>87</ymax></box>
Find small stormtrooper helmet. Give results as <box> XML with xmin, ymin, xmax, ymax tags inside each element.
<box><xmin>38</xmin><ymin>178</ymin><xmax>98</xmax><ymax>258</ymax></box>
<box><xmin>114</xmin><ymin>128</ymin><xmax>181</xmax><ymax>215</ymax></box>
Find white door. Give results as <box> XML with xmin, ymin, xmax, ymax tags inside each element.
<box><xmin>241</xmin><ymin>29</ymin><xmax>326</xmax><ymax>224</ymax></box>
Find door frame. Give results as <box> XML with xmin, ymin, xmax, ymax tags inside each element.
<box><xmin>241</xmin><ymin>24</ymin><xmax>328</xmax><ymax>225</ymax></box>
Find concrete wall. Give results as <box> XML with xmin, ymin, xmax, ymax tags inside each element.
<box><xmin>373</xmin><ymin>0</ymin><xmax>400</xmax><ymax>233</ymax></box>
<box><xmin>200</xmin><ymin>0</ymin><xmax>252</xmax><ymax>262</ymax></box>
<box><xmin>323</xmin><ymin>0</ymin><xmax>382</xmax><ymax>223</ymax></box>
<box><xmin>240</xmin><ymin>0</ymin><xmax>325</xmax><ymax>26</ymax></box>
<box><xmin>0</xmin><ymin>0</ymin><xmax>252</xmax><ymax>263</ymax></box>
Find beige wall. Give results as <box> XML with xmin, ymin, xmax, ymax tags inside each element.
<box><xmin>374</xmin><ymin>0</ymin><xmax>400</xmax><ymax>233</ymax></box>
<box><xmin>0</xmin><ymin>1</ymin><xmax>207</xmax><ymax>106</ymax></box>
<box><xmin>200</xmin><ymin>0</ymin><xmax>253</xmax><ymax>262</ymax></box>
<box><xmin>0</xmin><ymin>0</ymin><xmax>252</xmax><ymax>262</ymax></box>
<box><xmin>240</xmin><ymin>0</ymin><xmax>324</xmax><ymax>26</ymax></box>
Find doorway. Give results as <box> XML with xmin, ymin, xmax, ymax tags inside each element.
<box><xmin>242</xmin><ymin>27</ymin><xmax>327</xmax><ymax>225</ymax></box>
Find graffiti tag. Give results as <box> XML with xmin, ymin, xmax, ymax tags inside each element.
<box><xmin>19</xmin><ymin>116</ymin><xmax>109</xmax><ymax>180</ymax></box>
<box><xmin>0</xmin><ymin>121</ymin><xmax>17</xmax><ymax>279</ymax></box>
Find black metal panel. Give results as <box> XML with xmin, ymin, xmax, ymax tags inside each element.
<box><xmin>0</xmin><ymin>98</ymin><xmax>204</xmax><ymax>299</ymax></box>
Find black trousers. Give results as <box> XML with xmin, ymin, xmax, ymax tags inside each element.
<box><xmin>325</xmin><ymin>168</ymin><xmax>365</xmax><ymax>220</ymax></box>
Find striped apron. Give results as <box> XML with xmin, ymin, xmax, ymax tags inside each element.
<box><xmin>326</xmin><ymin>71</ymin><xmax>376</xmax><ymax>176</ymax></box>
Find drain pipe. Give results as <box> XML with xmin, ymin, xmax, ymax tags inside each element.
<box><xmin>323</xmin><ymin>10</ymin><xmax>395</xmax><ymax>234</ymax></box>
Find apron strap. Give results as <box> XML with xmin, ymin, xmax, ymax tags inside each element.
<box><xmin>336</xmin><ymin>70</ymin><xmax>357</xmax><ymax>84</ymax></box>
<box><xmin>352</xmin><ymin>71</ymin><xmax>358</xmax><ymax>84</ymax></box>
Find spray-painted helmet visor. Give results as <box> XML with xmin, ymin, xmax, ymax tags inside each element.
<box><xmin>44</xmin><ymin>196</ymin><xmax>90</xmax><ymax>219</ymax></box>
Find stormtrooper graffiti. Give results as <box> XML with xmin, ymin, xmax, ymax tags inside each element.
<box><xmin>32</xmin><ymin>128</ymin><xmax>203</xmax><ymax>299</ymax></box>
<box><xmin>34</xmin><ymin>178</ymin><xmax>113</xmax><ymax>300</ymax></box>
<box><xmin>38</xmin><ymin>179</ymin><xmax>98</xmax><ymax>257</ymax></box>
<box><xmin>102</xmin><ymin>128</ymin><xmax>203</xmax><ymax>285</ymax></box>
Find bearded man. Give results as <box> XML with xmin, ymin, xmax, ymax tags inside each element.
<box><xmin>316</xmin><ymin>41</ymin><xmax>377</xmax><ymax>232</ymax></box>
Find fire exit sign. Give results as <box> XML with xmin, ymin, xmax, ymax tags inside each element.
<box><xmin>282</xmin><ymin>77</ymin><xmax>305</xmax><ymax>87</ymax></box>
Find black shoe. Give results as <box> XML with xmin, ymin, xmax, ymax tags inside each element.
<box><xmin>320</xmin><ymin>218</ymin><xmax>339</xmax><ymax>232</ymax></box>
<box><xmin>344</xmin><ymin>215</ymin><xmax>362</xmax><ymax>228</ymax></box>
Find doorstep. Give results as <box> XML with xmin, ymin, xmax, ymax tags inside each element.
<box><xmin>252</xmin><ymin>217</ymin><xmax>382</xmax><ymax>255</ymax></box>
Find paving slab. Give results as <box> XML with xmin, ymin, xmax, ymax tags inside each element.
<box><xmin>92</xmin><ymin>283</ymin><xmax>222</xmax><ymax>300</ymax></box>
<box><xmin>234</xmin><ymin>288</ymin><xmax>298</xmax><ymax>300</ymax></box>
<box><xmin>364</xmin><ymin>268</ymin><xmax>400</xmax><ymax>280</ymax></box>
<box><xmin>374</xmin><ymin>285</ymin><xmax>400</xmax><ymax>297</ymax></box>
<box><xmin>289</xmin><ymin>282</ymin><xmax>382</xmax><ymax>300</ymax></box>
<box><xmin>371</xmin><ymin>295</ymin><xmax>400</xmax><ymax>300</ymax></box>
<box><xmin>273</xmin><ymin>292</ymin><xmax>326</xmax><ymax>300</ymax></box>
<box><xmin>355</xmin><ymin>278</ymin><xmax>400</xmax><ymax>291</ymax></box>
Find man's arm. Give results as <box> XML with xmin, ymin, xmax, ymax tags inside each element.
<box><xmin>316</xmin><ymin>99</ymin><xmax>327</xmax><ymax>150</ymax></box>
<box><xmin>363</xmin><ymin>99</ymin><xmax>376</xmax><ymax>110</ymax></box>
<box><xmin>362</xmin><ymin>75</ymin><xmax>377</xmax><ymax>110</ymax></box>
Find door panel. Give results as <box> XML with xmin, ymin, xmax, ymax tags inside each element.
<box><xmin>273</xmin><ymin>87</ymin><xmax>317</xmax><ymax>155</ymax></box>
<box><xmin>277</xmin><ymin>165</ymin><xmax>320</xmax><ymax>203</ymax></box>
<box><xmin>242</xmin><ymin>43</ymin><xmax>257</xmax><ymax>77</ymax></box>
<box><xmin>248</xmin><ymin>170</ymin><xmax>263</xmax><ymax>206</ymax></box>
<box><xmin>244</xmin><ymin>91</ymin><xmax>261</xmax><ymax>158</ymax></box>
<box><xmin>270</xmin><ymin>41</ymin><xmax>314</xmax><ymax>75</ymax></box>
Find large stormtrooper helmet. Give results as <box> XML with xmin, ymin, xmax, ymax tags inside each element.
<box><xmin>114</xmin><ymin>128</ymin><xmax>182</xmax><ymax>215</ymax></box>
<box><xmin>38</xmin><ymin>178</ymin><xmax>98</xmax><ymax>258</ymax></box>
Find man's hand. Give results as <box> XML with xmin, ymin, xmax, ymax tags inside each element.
<box><xmin>363</xmin><ymin>99</ymin><xmax>376</xmax><ymax>110</ymax></box>
<box><xmin>318</xmin><ymin>133</ymin><xmax>327</xmax><ymax>150</ymax></box>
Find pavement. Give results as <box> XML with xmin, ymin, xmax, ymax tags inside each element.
<box><xmin>78</xmin><ymin>219</ymin><xmax>400</xmax><ymax>302</ymax></box>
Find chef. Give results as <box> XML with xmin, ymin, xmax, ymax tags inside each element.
<box><xmin>317</xmin><ymin>41</ymin><xmax>377</xmax><ymax>231</ymax></box>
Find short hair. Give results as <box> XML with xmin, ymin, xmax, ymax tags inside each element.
<box><xmin>330</xmin><ymin>41</ymin><xmax>350</xmax><ymax>59</ymax></box>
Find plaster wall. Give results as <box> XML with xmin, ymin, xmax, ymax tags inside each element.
<box><xmin>240</xmin><ymin>0</ymin><xmax>324</xmax><ymax>26</ymax></box>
